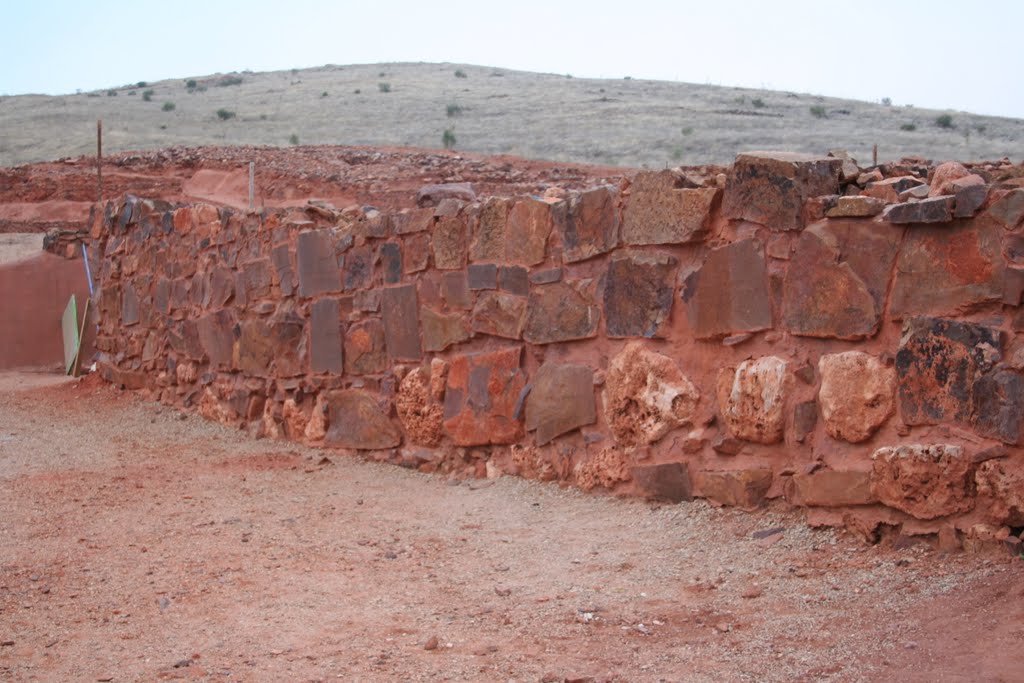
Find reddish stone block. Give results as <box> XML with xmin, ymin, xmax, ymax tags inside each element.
<box><xmin>863</xmin><ymin>175</ymin><xmax>925</xmax><ymax>203</ymax></box>
<box><xmin>472</xmin><ymin>291</ymin><xmax>526</xmax><ymax>339</ymax></box>
<box><xmin>718</xmin><ymin>357</ymin><xmax>788</xmax><ymax>444</ymax></box>
<box><xmin>622</xmin><ymin>171</ymin><xmax>718</xmax><ymax>245</ymax></box>
<box><xmin>525</xmin><ymin>363</ymin><xmax>596</xmax><ymax>445</ymax></box>
<box><xmin>604</xmin><ymin>251</ymin><xmax>678</xmax><ymax>338</ymax></box>
<box><xmin>324</xmin><ymin>390</ymin><xmax>402</xmax><ymax>450</ymax></box>
<box><xmin>870</xmin><ymin>444</ymin><xmax>973</xmax><ymax>520</ymax></box>
<box><xmin>122</xmin><ymin>283</ymin><xmax>140</xmax><ymax>326</ymax></box>
<box><xmin>682</xmin><ymin>239</ymin><xmax>771</xmax><ymax>340</ymax></box>
<box><xmin>890</xmin><ymin>217</ymin><xmax>1004</xmax><ymax>319</ymax></box>
<box><xmin>506</xmin><ymin>197</ymin><xmax>552</xmax><ymax>266</ymax></box>
<box><xmin>782</xmin><ymin>220</ymin><xmax>900</xmax><ymax>339</ymax></box>
<box><xmin>441</xmin><ymin>271</ymin><xmax>471</xmax><ymax>310</ymax></box>
<box><xmin>988</xmin><ymin>188</ymin><xmax>1024</xmax><ymax>229</ymax></box>
<box><xmin>498</xmin><ymin>266</ymin><xmax>529</xmax><ymax>295</ymax></box>
<box><xmin>563</xmin><ymin>185</ymin><xmax>619</xmax><ymax>262</ymax></box>
<box><xmin>296</xmin><ymin>230</ymin><xmax>341</xmax><ymax>297</ymax></box>
<box><xmin>699</xmin><ymin>468</ymin><xmax>773</xmax><ymax>508</ymax></box>
<box><xmin>631</xmin><ymin>463</ymin><xmax>693</xmax><ymax>503</ymax></box>
<box><xmin>237</xmin><ymin>315</ymin><xmax>305</xmax><ymax>377</ymax></box>
<box><xmin>722</xmin><ymin>152</ymin><xmax>842</xmax><ymax>231</ymax></box>
<box><xmin>207</xmin><ymin>266</ymin><xmax>235</xmax><ymax>308</ymax></box>
<box><xmin>467</xmin><ymin>263</ymin><xmax>498</xmax><ymax>290</ymax></box>
<box><xmin>343</xmin><ymin>244</ymin><xmax>374</xmax><ymax>291</ymax></box>
<box><xmin>196</xmin><ymin>309</ymin><xmax>236</xmax><ymax>369</ymax></box>
<box><xmin>241</xmin><ymin>258</ymin><xmax>272</xmax><ymax>299</ymax></box>
<box><xmin>523</xmin><ymin>280</ymin><xmax>599</xmax><ymax>344</ymax></box>
<box><xmin>469</xmin><ymin>197</ymin><xmax>511</xmax><ymax>262</ymax></box>
<box><xmin>787</xmin><ymin>470</ymin><xmax>875</xmax><ymax>506</ymax></box>
<box><xmin>421</xmin><ymin>307</ymin><xmax>471</xmax><ymax>352</ymax></box>
<box><xmin>381</xmin><ymin>284</ymin><xmax>421</xmax><ymax>361</ymax></box>
<box><xmin>270</xmin><ymin>243</ymin><xmax>295</xmax><ymax>296</ymax></box>
<box><xmin>379</xmin><ymin>242</ymin><xmax>402</xmax><ymax>285</ymax></box>
<box><xmin>818</xmin><ymin>352</ymin><xmax>896</xmax><ymax>443</ymax></box>
<box><xmin>432</xmin><ymin>215</ymin><xmax>467</xmax><ymax>270</ymax></box>
<box><xmin>973</xmin><ymin>369</ymin><xmax>1024</xmax><ymax>445</ymax></box>
<box><xmin>392</xmin><ymin>207</ymin><xmax>435</xmax><ymax>235</ymax></box>
<box><xmin>345</xmin><ymin>319</ymin><xmax>387</xmax><ymax>375</ymax></box>
<box><xmin>442</xmin><ymin>346</ymin><xmax>526</xmax><ymax>446</ymax></box>
<box><xmin>309</xmin><ymin>298</ymin><xmax>344</xmax><ymax>374</ymax></box>
<box><xmin>824</xmin><ymin>195</ymin><xmax>886</xmax><ymax>218</ymax></box>
<box><xmin>403</xmin><ymin>232</ymin><xmax>431</xmax><ymax>274</ymax></box>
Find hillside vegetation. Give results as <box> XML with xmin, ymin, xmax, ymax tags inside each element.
<box><xmin>1</xmin><ymin>62</ymin><xmax>1022</xmax><ymax>168</ymax></box>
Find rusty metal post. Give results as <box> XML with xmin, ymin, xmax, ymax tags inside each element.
<box><xmin>96</xmin><ymin>120</ymin><xmax>103</xmax><ymax>203</ymax></box>
<box><xmin>873</xmin><ymin>143</ymin><xmax>878</xmax><ymax>167</ymax></box>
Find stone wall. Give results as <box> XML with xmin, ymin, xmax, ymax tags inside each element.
<box><xmin>86</xmin><ymin>151</ymin><xmax>1024</xmax><ymax>550</ymax></box>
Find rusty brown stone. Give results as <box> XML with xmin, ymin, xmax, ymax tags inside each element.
<box><xmin>471</xmin><ymin>291</ymin><xmax>526</xmax><ymax>340</ymax></box>
<box><xmin>344</xmin><ymin>319</ymin><xmax>387</xmax><ymax>375</ymax></box>
<box><xmin>402</xmin><ymin>232</ymin><xmax>431</xmax><ymax>274</ymax></box>
<box><xmin>442</xmin><ymin>346</ymin><xmax>526</xmax><ymax>446</ymax></box>
<box><xmin>469</xmin><ymin>197</ymin><xmax>511</xmax><ymax>262</ymax></box>
<box><xmin>630</xmin><ymin>462</ymin><xmax>693</xmax><ymax>503</ymax></box>
<box><xmin>783</xmin><ymin>232</ymin><xmax>877</xmax><ymax>340</ymax></box>
<box><xmin>309</xmin><ymin>298</ymin><xmax>344</xmax><ymax>374</ymax></box>
<box><xmin>699</xmin><ymin>468</ymin><xmax>773</xmax><ymax>508</ymax></box>
<box><xmin>604</xmin><ymin>251</ymin><xmax>678</xmax><ymax>338</ymax></box>
<box><xmin>622</xmin><ymin>171</ymin><xmax>718</xmax><ymax>245</ymax></box>
<box><xmin>432</xmin><ymin>215</ymin><xmax>467</xmax><ymax>269</ymax></box>
<box><xmin>420</xmin><ymin>307</ymin><xmax>470</xmax><ymax>352</ymax></box>
<box><xmin>883</xmin><ymin>196</ymin><xmax>956</xmax><ymax>224</ymax></box>
<box><xmin>721</xmin><ymin>152</ymin><xmax>842</xmax><ymax>231</ymax></box>
<box><xmin>381</xmin><ymin>284</ymin><xmax>421</xmax><ymax>361</ymax></box>
<box><xmin>824</xmin><ymin>195</ymin><xmax>886</xmax><ymax>218</ymax></box>
<box><xmin>870</xmin><ymin>444</ymin><xmax>974</xmax><ymax>520</ymax></box>
<box><xmin>296</xmin><ymin>230</ymin><xmax>341</xmax><ymax>297</ymax></box>
<box><xmin>342</xmin><ymin>244</ymin><xmax>373</xmax><ymax>291</ymax></box>
<box><xmin>241</xmin><ymin>258</ymin><xmax>272</xmax><ymax>299</ymax></box>
<box><xmin>563</xmin><ymin>185</ymin><xmax>619</xmax><ymax>262</ymax></box>
<box><xmin>988</xmin><ymin>188</ymin><xmax>1024</xmax><ymax>229</ymax></box>
<box><xmin>392</xmin><ymin>206</ymin><xmax>435</xmax><ymax>235</ymax></box>
<box><xmin>506</xmin><ymin>197</ymin><xmax>552</xmax><ymax>266</ymax></box>
<box><xmin>196</xmin><ymin>309</ymin><xmax>236</xmax><ymax>369</ymax></box>
<box><xmin>890</xmin><ymin>217</ymin><xmax>1004</xmax><ymax>319</ymax></box>
<box><xmin>604</xmin><ymin>342</ymin><xmax>700</xmax><ymax>447</ymax></box>
<box><xmin>818</xmin><ymin>352</ymin><xmax>896</xmax><ymax>443</ymax></box>
<box><xmin>787</xmin><ymin>470</ymin><xmax>875</xmax><ymax>506</ymax></box>
<box><xmin>972</xmin><ymin>369</ymin><xmax>1024</xmax><ymax>445</ymax></box>
<box><xmin>523</xmin><ymin>280</ymin><xmax>600</xmax><ymax>345</ymax></box>
<box><xmin>717</xmin><ymin>357</ymin><xmax>788</xmax><ymax>444</ymax></box>
<box><xmin>324</xmin><ymin>390</ymin><xmax>402</xmax><ymax>450</ymax></box>
<box><xmin>682</xmin><ymin>239</ymin><xmax>772</xmax><ymax>340</ymax></box>
<box><xmin>379</xmin><ymin>242</ymin><xmax>402</xmax><ymax>284</ymax></box>
<box><xmin>237</xmin><ymin>314</ymin><xmax>305</xmax><ymax>377</ymax></box>
<box><xmin>525</xmin><ymin>363</ymin><xmax>596</xmax><ymax>446</ymax></box>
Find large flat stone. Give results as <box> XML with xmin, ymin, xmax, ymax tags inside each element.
<box><xmin>506</xmin><ymin>197</ymin><xmax>552</xmax><ymax>266</ymax></box>
<box><xmin>972</xmin><ymin>369</ymin><xmax>1024</xmax><ymax>445</ymax></box>
<box><xmin>469</xmin><ymin>197</ymin><xmax>511</xmax><ymax>262</ymax></box>
<box><xmin>309</xmin><ymin>298</ymin><xmax>344</xmax><ymax>374</ymax></box>
<box><xmin>381</xmin><ymin>285</ymin><xmax>421</xmax><ymax>361</ymax></box>
<box><xmin>563</xmin><ymin>185</ymin><xmax>619</xmax><ymax>263</ymax></box>
<box><xmin>523</xmin><ymin>280</ymin><xmax>600</xmax><ymax>344</ymax></box>
<box><xmin>442</xmin><ymin>346</ymin><xmax>526</xmax><ymax>446</ymax></box>
<box><xmin>987</xmin><ymin>188</ymin><xmax>1024</xmax><ymax>229</ymax></box>
<box><xmin>432</xmin><ymin>215</ymin><xmax>467</xmax><ymax>269</ymax></box>
<box><xmin>296</xmin><ymin>230</ymin><xmax>341</xmax><ymax>297</ymax></box>
<box><xmin>895</xmin><ymin>316</ymin><xmax>1001</xmax><ymax>426</ymax></box>
<box><xmin>890</xmin><ymin>217</ymin><xmax>1004</xmax><ymax>319</ymax></box>
<box><xmin>324</xmin><ymin>390</ymin><xmax>401</xmax><ymax>450</ymax></box>
<box><xmin>699</xmin><ymin>468</ymin><xmax>773</xmax><ymax>508</ymax></box>
<box><xmin>882</xmin><ymin>196</ymin><xmax>955</xmax><ymax>224</ymax></box>
<box><xmin>722</xmin><ymin>152</ymin><xmax>842</xmax><ymax>231</ymax></box>
<box><xmin>237</xmin><ymin>314</ymin><xmax>305</xmax><ymax>377</ymax></box>
<box><xmin>870</xmin><ymin>444</ymin><xmax>974</xmax><ymax>519</ymax></box>
<box><xmin>622</xmin><ymin>171</ymin><xmax>719</xmax><ymax>245</ymax></box>
<box><xmin>717</xmin><ymin>356</ymin><xmax>788</xmax><ymax>444</ymax></box>
<box><xmin>395</xmin><ymin>365</ymin><xmax>445</xmax><ymax>446</ymax></box>
<box><xmin>342</xmin><ymin>245</ymin><xmax>374</xmax><ymax>291</ymax></box>
<box><xmin>604</xmin><ymin>251</ymin><xmax>678</xmax><ymax>338</ymax></box>
<box><xmin>783</xmin><ymin>219</ymin><xmax>900</xmax><ymax>340</ymax></box>
<box><xmin>344</xmin><ymin>319</ymin><xmax>387</xmax><ymax>375</ymax></box>
<box><xmin>471</xmin><ymin>292</ymin><xmax>526</xmax><ymax>340</ymax></box>
<box><xmin>421</xmin><ymin>307</ymin><xmax>470</xmax><ymax>352</ymax></box>
<box><xmin>604</xmin><ymin>342</ymin><xmax>700</xmax><ymax>447</ymax></box>
<box><xmin>682</xmin><ymin>239</ymin><xmax>772</xmax><ymax>340</ymax></box>
<box><xmin>787</xmin><ymin>470</ymin><xmax>875</xmax><ymax>507</ymax></box>
<box><xmin>241</xmin><ymin>258</ymin><xmax>272</xmax><ymax>299</ymax></box>
<box><xmin>525</xmin><ymin>363</ymin><xmax>596</xmax><ymax>445</ymax></box>
<box><xmin>975</xmin><ymin>459</ymin><xmax>1024</xmax><ymax>526</ymax></box>
<box><xmin>196</xmin><ymin>309</ymin><xmax>237</xmax><ymax>369</ymax></box>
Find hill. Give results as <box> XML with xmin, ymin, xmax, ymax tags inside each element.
<box><xmin>1</xmin><ymin>62</ymin><xmax>1022</xmax><ymax>168</ymax></box>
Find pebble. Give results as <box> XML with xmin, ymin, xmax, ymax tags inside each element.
<box><xmin>741</xmin><ymin>584</ymin><xmax>763</xmax><ymax>599</ymax></box>
<box><xmin>423</xmin><ymin>635</ymin><xmax>439</xmax><ymax>651</ymax></box>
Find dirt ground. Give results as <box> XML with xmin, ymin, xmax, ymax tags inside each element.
<box><xmin>0</xmin><ymin>371</ymin><xmax>1022</xmax><ymax>683</ymax></box>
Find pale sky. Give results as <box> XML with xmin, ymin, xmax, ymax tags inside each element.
<box><xmin>2</xmin><ymin>0</ymin><xmax>1022</xmax><ymax>118</ymax></box>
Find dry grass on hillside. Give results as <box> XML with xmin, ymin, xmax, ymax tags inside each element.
<box><xmin>1</xmin><ymin>62</ymin><xmax>1022</xmax><ymax>168</ymax></box>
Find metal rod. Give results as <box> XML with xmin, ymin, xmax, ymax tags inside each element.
<box><xmin>96</xmin><ymin>120</ymin><xmax>103</xmax><ymax>203</ymax></box>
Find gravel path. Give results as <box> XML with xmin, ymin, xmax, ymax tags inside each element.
<box><xmin>0</xmin><ymin>372</ymin><xmax>1020</xmax><ymax>682</ymax></box>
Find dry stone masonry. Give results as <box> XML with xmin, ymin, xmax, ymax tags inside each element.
<box><xmin>81</xmin><ymin>150</ymin><xmax>1024</xmax><ymax>550</ymax></box>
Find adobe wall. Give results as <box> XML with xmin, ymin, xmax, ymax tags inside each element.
<box><xmin>84</xmin><ymin>152</ymin><xmax>1024</xmax><ymax>550</ymax></box>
